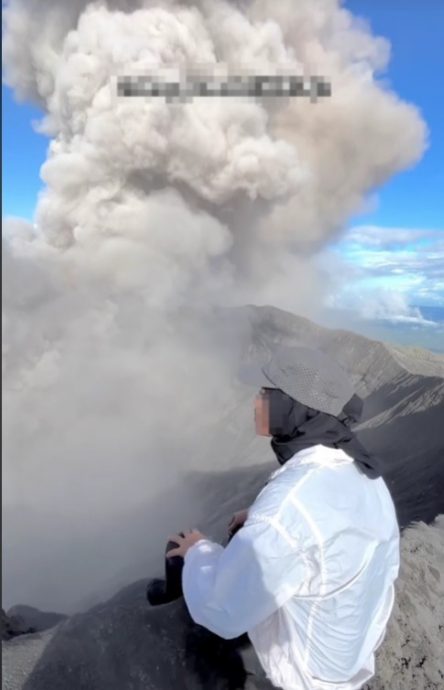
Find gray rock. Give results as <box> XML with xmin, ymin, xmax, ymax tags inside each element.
<box><xmin>4</xmin><ymin>581</ymin><xmax>275</xmax><ymax>690</ymax></box>
<box><xmin>6</xmin><ymin>606</ymin><xmax>67</xmax><ymax>634</ymax></box>
<box><xmin>2</xmin><ymin>609</ymin><xmax>36</xmax><ymax>641</ymax></box>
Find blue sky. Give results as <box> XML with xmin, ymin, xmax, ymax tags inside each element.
<box><xmin>2</xmin><ymin>88</ymin><xmax>48</xmax><ymax>221</ymax></box>
<box><xmin>345</xmin><ymin>1</ymin><xmax>443</xmax><ymax>230</ymax></box>
<box><xmin>2</xmin><ymin>1</ymin><xmax>443</xmax><ymax>349</ymax></box>
<box><xmin>334</xmin><ymin>0</ymin><xmax>444</xmax><ymax>334</ymax></box>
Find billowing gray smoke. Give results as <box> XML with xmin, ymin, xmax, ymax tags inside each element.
<box><xmin>2</xmin><ymin>0</ymin><xmax>426</xmax><ymax>613</ymax></box>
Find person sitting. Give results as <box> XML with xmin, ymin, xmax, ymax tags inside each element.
<box><xmin>147</xmin><ymin>345</ymin><xmax>400</xmax><ymax>690</ymax></box>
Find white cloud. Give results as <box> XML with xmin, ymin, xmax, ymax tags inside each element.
<box><xmin>342</xmin><ymin>225</ymin><xmax>443</xmax><ymax>250</ymax></box>
<box><xmin>328</xmin><ymin>225</ymin><xmax>444</xmax><ymax>315</ymax></box>
<box><xmin>327</xmin><ymin>287</ymin><xmax>439</xmax><ymax>326</ymax></box>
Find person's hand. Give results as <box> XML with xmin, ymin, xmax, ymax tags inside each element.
<box><xmin>228</xmin><ymin>509</ymin><xmax>249</xmax><ymax>536</ymax></box>
<box><xmin>166</xmin><ymin>529</ymin><xmax>207</xmax><ymax>558</ymax></box>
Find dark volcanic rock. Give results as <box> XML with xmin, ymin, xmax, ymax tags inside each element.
<box><xmin>2</xmin><ymin>609</ymin><xmax>36</xmax><ymax>641</ymax></box>
<box><xmin>10</xmin><ymin>580</ymin><xmax>274</xmax><ymax>690</ymax></box>
<box><xmin>6</xmin><ymin>606</ymin><xmax>67</xmax><ymax>634</ymax></box>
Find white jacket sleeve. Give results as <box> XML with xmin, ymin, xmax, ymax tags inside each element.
<box><xmin>182</xmin><ymin>517</ymin><xmax>307</xmax><ymax>640</ymax></box>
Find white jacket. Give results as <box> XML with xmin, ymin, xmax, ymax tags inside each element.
<box><xmin>183</xmin><ymin>444</ymin><xmax>400</xmax><ymax>690</ymax></box>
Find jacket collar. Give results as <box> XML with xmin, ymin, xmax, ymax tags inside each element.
<box><xmin>291</xmin><ymin>444</ymin><xmax>353</xmax><ymax>465</ymax></box>
<box><xmin>270</xmin><ymin>444</ymin><xmax>354</xmax><ymax>480</ymax></box>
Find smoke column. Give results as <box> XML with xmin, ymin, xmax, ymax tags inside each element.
<box><xmin>2</xmin><ymin>0</ymin><xmax>426</xmax><ymax>612</ymax></box>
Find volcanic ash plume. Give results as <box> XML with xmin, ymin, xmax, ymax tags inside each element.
<box><xmin>2</xmin><ymin>0</ymin><xmax>426</xmax><ymax>612</ymax></box>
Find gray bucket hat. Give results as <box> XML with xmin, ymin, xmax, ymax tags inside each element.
<box><xmin>238</xmin><ymin>344</ymin><xmax>356</xmax><ymax>418</ymax></box>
